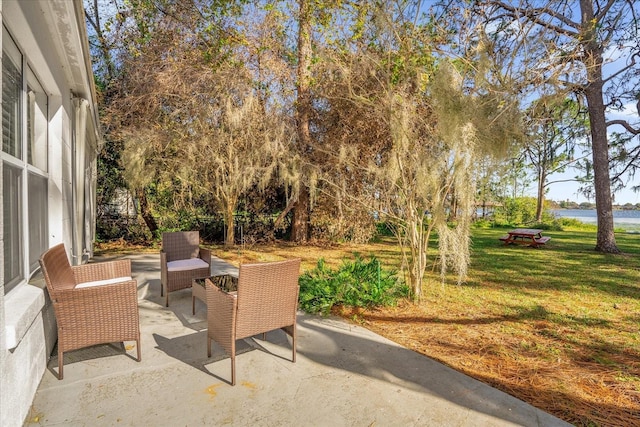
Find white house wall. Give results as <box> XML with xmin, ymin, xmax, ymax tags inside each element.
<box><xmin>0</xmin><ymin>1</ymin><xmax>100</xmax><ymax>426</ymax></box>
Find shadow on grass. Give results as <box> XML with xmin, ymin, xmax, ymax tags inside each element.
<box><xmin>360</xmin><ymin>303</ymin><xmax>612</xmax><ymax>327</ymax></box>
<box><xmin>297</xmin><ymin>317</ymin><xmax>580</xmax><ymax>426</ymax></box>
<box><xmin>358</xmin><ymin>304</ymin><xmax>639</xmax><ymax>425</ymax></box>
<box><xmin>467</xmin><ymin>228</ymin><xmax>640</xmax><ymax>300</ymax></box>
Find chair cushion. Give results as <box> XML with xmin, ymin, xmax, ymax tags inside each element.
<box><xmin>76</xmin><ymin>277</ymin><xmax>133</xmax><ymax>288</ymax></box>
<box><xmin>167</xmin><ymin>258</ymin><xmax>210</xmax><ymax>272</ymax></box>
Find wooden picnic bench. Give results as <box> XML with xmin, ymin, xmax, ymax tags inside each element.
<box><xmin>499</xmin><ymin>229</ymin><xmax>550</xmax><ymax>248</ymax></box>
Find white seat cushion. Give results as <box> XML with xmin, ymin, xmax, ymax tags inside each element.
<box><xmin>76</xmin><ymin>277</ymin><xmax>133</xmax><ymax>288</ymax></box>
<box><xmin>167</xmin><ymin>258</ymin><xmax>209</xmax><ymax>272</ymax></box>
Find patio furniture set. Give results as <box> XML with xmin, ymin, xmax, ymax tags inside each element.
<box><xmin>39</xmin><ymin>231</ymin><xmax>300</xmax><ymax>385</ymax></box>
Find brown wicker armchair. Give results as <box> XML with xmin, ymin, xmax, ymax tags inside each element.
<box><xmin>160</xmin><ymin>231</ymin><xmax>211</xmax><ymax>307</ymax></box>
<box><xmin>39</xmin><ymin>243</ymin><xmax>141</xmax><ymax>380</ymax></box>
<box><xmin>206</xmin><ymin>259</ymin><xmax>301</xmax><ymax>385</ymax></box>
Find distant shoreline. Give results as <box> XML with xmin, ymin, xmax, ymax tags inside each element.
<box><xmin>553</xmin><ymin>207</ymin><xmax>640</xmax><ymax>211</ymax></box>
<box><xmin>551</xmin><ymin>208</ymin><xmax>640</xmax><ymax>232</ymax></box>
<box><xmin>548</xmin><ymin>198</ymin><xmax>639</xmax><ymax>211</ymax></box>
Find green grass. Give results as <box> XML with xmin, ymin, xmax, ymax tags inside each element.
<box><xmin>467</xmin><ymin>226</ymin><xmax>639</xmax><ymax>295</ymax></box>
<box><xmin>431</xmin><ymin>227</ymin><xmax>640</xmax><ymax>425</ymax></box>
<box><xmin>454</xmin><ymin>227</ymin><xmax>640</xmax><ymax>356</ymax></box>
<box><xmin>209</xmin><ymin>227</ymin><xmax>640</xmax><ymax>425</ymax></box>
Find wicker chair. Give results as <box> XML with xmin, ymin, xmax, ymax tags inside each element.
<box><xmin>206</xmin><ymin>259</ymin><xmax>301</xmax><ymax>385</ymax></box>
<box><xmin>39</xmin><ymin>243</ymin><xmax>141</xmax><ymax>380</ymax></box>
<box><xmin>160</xmin><ymin>231</ymin><xmax>211</xmax><ymax>307</ymax></box>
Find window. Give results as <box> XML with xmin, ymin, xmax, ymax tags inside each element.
<box><xmin>2</xmin><ymin>25</ymin><xmax>48</xmax><ymax>293</ymax></box>
<box><xmin>3</xmin><ymin>164</ymin><xmax>23</xmax><ymax>290</ymax></box>
<box><xmin>2</xmin><ymin>27</ymin><xmax>22</xmax><ymax>159</ymax></box>
<box><xmin>28</xmin><ymin>67</ymin><xmax>47</xmax><ymax>171</ymax></box>
<box><xmin>28</xmin><ymin>173</ymin><xmax>48</xmax><ymax>271</ymax></box>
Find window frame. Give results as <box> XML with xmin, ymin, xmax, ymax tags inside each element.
<box><xmin>2</xmin><ymin>24</ymin><xmax>49</xmax><ymax>294</ymax></box>
<box><xmin>2</xmin><ymin>26</ymin><xmax>23</xmax><ymax>160</ymax></box>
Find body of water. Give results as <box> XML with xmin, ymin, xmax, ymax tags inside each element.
<box><xmin>551</xmin><ymin>209</ymin><xmax>640</xmax><ymax>232</ymax></box>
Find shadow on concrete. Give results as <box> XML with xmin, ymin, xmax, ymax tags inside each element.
<box><xmin>48</xmin><ymin>252</ymin><xmax>568</xmax><ymax>426</ymax></box>
<box><xmin>294</xmin><ymin>315</ymin><xmax>562</xmax><ymax>427</ymax></box>
<box><xmin>46</xmin><ymin>342</ymin><xmax>137</xmax><ymax>378</ymax></box>
<box><xmin>151</xmin><ymin>329</ymin><xmax>291</xmax><ymax>385</ymax></box>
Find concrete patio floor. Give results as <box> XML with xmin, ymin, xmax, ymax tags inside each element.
<box><xmin>26</xmin><ymin>253</ymin><xmax>571</xmax><ymax>427</ymax></box>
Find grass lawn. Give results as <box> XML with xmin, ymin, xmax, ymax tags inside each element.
<box><xmin>99</xmin><ymin>227</ymin><xmax>640</xmax><ymax>425</ymax></box>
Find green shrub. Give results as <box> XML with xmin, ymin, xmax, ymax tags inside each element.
<box><xmin>298</xmin><ymin>255</ymin><xmax>408</xmax><ymax>315</ymax></box>
<box><xmin>472</xmin><ymin>218</ymin><xmax>494</xmax><ymax>229</ymax></box>
<box><xmin>526</xmin><ymin>221</ymin><xmax>563</xmax><ymax>231</ymax></box>
<box><xmin>493</xmin><ymin>197</ymin><xmax>538</xmax><ymax>226</ymax></box>
<box><xmin>556</xmin><ymin>217</ymin><xmax>597</xmax><ymax>231</ymax></box>
<box><xmin>375</xmin><ymin>221</ymin><xmax>395</xmax><ymax>237</ymax></box>
<box><xmin>96</xmin><ymin>216</ymin><xmax>151</xmax><ymax>243</ymax></box>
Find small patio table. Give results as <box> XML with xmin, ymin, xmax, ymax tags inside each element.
<box><xmin>192</xmin><ymin>275</ymin><xmax>238</xmax><ymax>314</ymax></box>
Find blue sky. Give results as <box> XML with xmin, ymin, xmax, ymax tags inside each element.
<box><xmin>476</xmin><ymin>2</ymin><xmax>640</xmax><ymax>205</ymax></box>
<box><xmin>543</xmin><ymin>97</ymin><xmax>640</xmax><ymax>205</ymax></box>
<box><xmin>544</xmin><ymin>174</ymin><xmax>639</xmax><ymax>205</ymax></box>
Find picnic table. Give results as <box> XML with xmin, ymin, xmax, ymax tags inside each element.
<box><xmin>499</xmin><ymin>228</ymin><xmax>551</xmax><ymax>248</ymax></box>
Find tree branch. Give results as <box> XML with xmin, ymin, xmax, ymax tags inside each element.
<box><xmin>606</xmin><ymin>119</ymin><xmax>640</xmax><ymax>134</ymax></box>
<box><xmin>611</xmin><ymin>145</ymin><xmax>640</xmax><ymax>181</ymax></box>
<box><xmin>594</xmin><ymin>0</ymin><xmax>618</xmax><ymax>22</ymax></box>
<box><xmin>485</xmin><ymin>1</ymin><xmax>580</xmax><ymax>37</ymax></box>
<box><xmin>544</xmin><ymin>177</ymin><xmax>582</xmax><ymax>187</ymax></box>
<box><xmin>602</xmin><ymin>52</ymin><xmax>638</xmax><ymax>85</ymax></box>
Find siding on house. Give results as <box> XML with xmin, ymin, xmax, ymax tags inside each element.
<box><xmin>0</xmin><ymin>1</ymin><xmax>100</xmax><ymax>426</ymax></box>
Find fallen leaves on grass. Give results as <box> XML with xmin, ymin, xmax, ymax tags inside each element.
<box><xmin>335</xmin><ymin>300</ymin><xmax>640</xmax><ymax>427</ymax></box>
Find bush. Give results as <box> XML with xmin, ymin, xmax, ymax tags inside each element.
<box><xmin>375</xmin><ymin>221</ymin><xmax>395</xmax><ymax>237</ymax></box>
<box><xmin>96</xmin><ymin>215</ymin><xmax>151</xmax><ymax>243</ymax></box>
<box><xmin>493</xmin><ymin>197</ymin><xmax>538</xmax><ymax>226</ymax></box>
<box><xmin>556</xmin><ymin>217</ymin><xmax>597</xmax><ymax>231</ymax></box>
<box><xmin>524</xmin><ymin>221</ymin><xmax>563</xmax><ymax>231</ymax></box>
<box><xmin>472</xmin><ymin>218</ymin><xmax>494</xmax><ymax>229</ymax></box>
<box><xmin>298</xmin><ymin>255</ymin><xmax>408</xmax><ymax>315</ymax></box>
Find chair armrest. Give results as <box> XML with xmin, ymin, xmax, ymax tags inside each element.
<box><xmin>72</xmin><ymin>259</ymin><xmax>132</xmax><ymax>284</ymax></box>
<box><xmin>52</xmin><ymin>280</ymin><xmax>139</xmax><ymax>331</ymax></box>
<box><xmin>198</xmin><ymin>247</ymin><xmax>212</xmax><ymax>265</ymax></box>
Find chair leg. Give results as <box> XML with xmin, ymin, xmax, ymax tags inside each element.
<box><xmin>136</xmin><ymin>339</ymin><xmax>142</xmax><ymax>362</ymax></box>
<box><xmin>192</xmin><ymin>296</ymin><xmax>196</xmax><ymax>315</ymax></box>
<box><xmin>207</xmin><ymin>337</ymin><xmax>212</xmax><ymax>358</ymax></box>
<box><xmin>231</xmin><ymin>354</ymin><xmax>236</xmax><ymax>386</ymax></box>
<box><xmin>291</xmin><ymin>334</ymin><xmax>296</xmax><ymax>363</ymax></box>
<box><xmin>165</xmin><ymin>291</ymin><xmax>169</xmax><ymax>308</ymax></box>
<box><xmin>58</xmin><ymin>348</ymin><xmax>64</xmax><ymax>380</ymax></box>
<box><xmin>283</xmin><ymin>325</ymin><xmax>297</xmax><ymax>363</ymax></box>
<box><xmin>292</xmin><ymin>329</ymin><xmax>296</xmax><ymax>363</ymax></box>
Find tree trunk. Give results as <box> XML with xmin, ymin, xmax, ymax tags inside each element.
<box><xmin>291</xmin><ymin>187</ymin><xmax>310</xmax><ymax>242</ymax></box>
<box><xmin>135</xmin><ymin>188</ymin><xmax>158</xmax><ymax>236</ymax></box>
<box><xmin>291</xmin><ymin>0</ymin><xmax>312</xmax><ymax>243</ymax></box>
<box><xmin>580</xmin><ymin>0</ymin><xmax>620</xmax><ymax>253</ymax></box>
<box><xmin>86</xmin><ymin>0</ymin><xmax>116</xmax><ymax>81</ymax></box>
<box><xmin>449</xmin><ymin>190</ymin><xmax>458</xmax><ymax>221</ymax></box>
<box><xmin>225</xmin><ymin>202</ymin><xmax>235</xmax><ymax>246</ymax></box>
<box><xmin>535</xmin><ymin>170</ymin><xmax>545</xmax><ymax>222</ymax></box>
<box><xmin>406</xmin><ymin>213</ymin><xmax>430</xmax><ymax>302</ymax></box>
